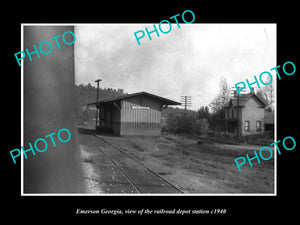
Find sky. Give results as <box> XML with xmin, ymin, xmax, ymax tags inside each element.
<box><xmin>74</xmin><ymin>24</ymin><xmax>276</xmax><ymax>110</ymax></box>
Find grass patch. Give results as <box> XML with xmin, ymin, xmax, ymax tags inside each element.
<box><xmin>203</xmin><ymin>133</ymin><xmax>274</xmax><ymax>146</ymax></box>
<box><xmin>98</xmin><ymin>134</ymin><xmax>274</xmax><ymax>193</ymax></box>
<box><xmin>80</xmin><ymin>149</ymin><xmax>94</xmax><ymax>163</ymax></box>
<box><xmin>131</xmin><ymin>142</ymin><xmax>145</xmax><ymax>152</ymax></box>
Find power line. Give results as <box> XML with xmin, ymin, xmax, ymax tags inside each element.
<box><xmin>180</xmin><ymin>96</ymin><xmax>192</xmax><ymax>112</ymax></box>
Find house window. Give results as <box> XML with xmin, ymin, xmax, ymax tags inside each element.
<box><xmin>245</xmin><ymin>121</ymin><xmax>250</xmax><ymax>131</ymax></box>
<box><xmin>256</xmin><ymin>121</ymin><xmax>262</xmax><ymax>132</ymax></box>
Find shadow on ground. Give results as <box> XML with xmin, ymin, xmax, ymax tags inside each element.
<box><xmin>77</xmin><ymin>127</ymin><xmax>96</xmax><ymax>135</ymax></box>
<box><xmin>77</xmin><ymin>126</ymin><xmax>118</xmax><ymax>137</ymax></box>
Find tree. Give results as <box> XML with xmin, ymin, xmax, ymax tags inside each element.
<box><xmin>74</xmin><ymin>84</ymin><xmax>127</xmax><ymax>125</ymax></box>
<box><xmin>194</xmin><ymin>118</ymin><xmax>209</xmax><ymax>135</ymax></box>
<box><xmin>163</xmin><ymin>107</ymin><xmax>209</xmax><ymax>135</ymax></box>
<box><xmin>209</xmin><ymin>77</ymin><xmax>231</xmax><ymax>113</ymax></box>
<box><xmin>208</xmin><ymin>77</ymin><xmax>231</xmax><ymax>132</ymax></box>
<box><xmin>256</xmin><ymin>75</ymin><xmax>274</xmax><ymax>110</ymax></box>
<box><xmin>197</xmin><ymin>106</ymin><xmax>209</xmax><ymax>119</ymax></box>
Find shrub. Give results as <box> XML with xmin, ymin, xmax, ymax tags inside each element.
<box><xmin>164</xmin><ymin>111</ymin><xmax>210</xmax><ymax>136</ymax></box>
<box><xmin>165</xmin><ymin>111</ymin><xmax>196</xmax><ymax>134</ymax></box>
<box><xmin>194</xmin><ymin>118</ymin><xmax>209</xmax><ymax>135</ymax></box>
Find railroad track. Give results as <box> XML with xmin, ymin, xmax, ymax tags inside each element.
<box><xmin>92</xmin><ymin>135</ymin><xmax>184</xmax><ymax>194</ymax></box>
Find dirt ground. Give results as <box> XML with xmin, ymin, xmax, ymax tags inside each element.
<box><xmin>93</xmin><ymin>134</ymin><xmax>275</xmax><ymax>194</ymax></box>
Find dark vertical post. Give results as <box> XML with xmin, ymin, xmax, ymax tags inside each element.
<box><xmin>237</xmin><ymin>92</ymin><xmax>240</xmax><ymax>139</ymax></box>
<box><xmin>24</xmin><ymin>26</ymin><xmax>84</xmax><ymax>193</ymax></box>
<box><xmin>180</xmin><ymin>96</ymin><xmax>191</xmax><ymax>115</ymax></box>
<box><xmin>95</xmin><ymin>79</ymin><xmax>102</xmax><ymax>130</ymax></box>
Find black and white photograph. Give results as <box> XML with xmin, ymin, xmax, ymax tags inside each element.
<box><xmin>21</xmin><ymin>24</ymin><xmax>276</xmax><ymax>195</ymax></box>
<box><xmin>4</xmin><ymin>5</ymin><xmax>298</xmax><ymax>221</ymax></box>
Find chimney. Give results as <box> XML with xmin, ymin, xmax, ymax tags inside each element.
<box><xmin>233</xmin><ymin>90</ymin><xmax>238</xmax><ymax>97</ymax></box>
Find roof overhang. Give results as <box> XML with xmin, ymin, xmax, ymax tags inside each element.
<box><xmin>88</xmin><ymin>91</ymin><xmax>181</xmax><ymax>107</ymax></box>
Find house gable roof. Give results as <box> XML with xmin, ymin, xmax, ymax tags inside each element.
<box><xmin>224</xmin><ymin>93</ymin><xmax>267</xmax><ymax>108</ymax></box>
<box><xmin>88</xmin><ymin>91</ymin><xmax>181</xmax><ymax>107</ymax></box>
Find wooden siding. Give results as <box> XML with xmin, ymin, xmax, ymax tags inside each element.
<box><xmin>225</xmin><ymin>96</ymin><xmax>265</xmax><ymax>136</ymax></box>
<box><xmin>120</xmin><ymin>95</ymin><xmax>162</xmax><ymax>136</ymax></box>
<box><xmin>241</xmin><ymin>97</ymin><xmax>265</xmax><ymax>135</ymax></box>
<box><xmin>99</xmin><ymin>95</ymin><xmax>168</xmax><ymax>136</ymax></box>
<box><xmin>121</xmin><ymin>95</ymin><xmax>162</xmax><ymax>123</ymax></box>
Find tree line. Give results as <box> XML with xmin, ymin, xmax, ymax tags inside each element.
<box><xmin>75</xmin><ymin>83</ymin><xmax>126</xmax><ymax>106</ymax></box>
<box><xmin>162</xmin><ymin>76</ymin><xmax>274</xmax><ymax>136</ymax></box>
<box><xmin>75</xmin><ymin>83</ymin><xmax>126</xmax><ymax>125</ymax></box>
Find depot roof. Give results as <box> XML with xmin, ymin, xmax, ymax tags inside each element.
<box><xmin>87</xmin><ymin>91</ymin><xmax>181</xmax><ymax>107</ymax></box>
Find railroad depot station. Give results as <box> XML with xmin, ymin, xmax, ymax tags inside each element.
<box><xmin>88</xmin><ymin>91</ymin><xmax>181</xmax><ymax>136</ymax></box>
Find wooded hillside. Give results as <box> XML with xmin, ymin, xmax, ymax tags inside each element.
<box><xmin>75</xmin><ymin>83</ymin><xmax>127</xmax><ymax>106</ymax></box>
<box><xmin>75</xmin><ymin>83</ymin><xmax>127</xmax><ymax>125</ymax></box>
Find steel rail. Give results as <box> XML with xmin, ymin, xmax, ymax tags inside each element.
<box><xmin>93</xmin><ymin>135</ymin><xmax>184</xmax><ymax>194</ymax></box>
<box><xmin>93</xmin><ymin>142</ymin><xmax>141</xmax><ymax>194</ymax></box>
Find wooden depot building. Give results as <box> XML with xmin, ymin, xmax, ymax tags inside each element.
<box><xmin>88</xmin><ymin>91</ymin><xmax>181</xmax><ymax>136</ymax></box>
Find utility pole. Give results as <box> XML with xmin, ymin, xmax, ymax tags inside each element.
<box><xmin>231</xmin><ymin>86</ymin><xmax>244</xmax><ymax>139</ymax></box>
<box><xmin>236</xmin><ymin>91</ymin><xmax>240</xmax><ymax>139</ymax></box>
<box><xmin>180</xmin><ymin>96</ymin><xmax>192</xmax><ymax>113</ymax></box>
<box><xmin>95</xmin><ymin>79</ymin><xmax>102</xmax><ymax>130</ymax></box>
